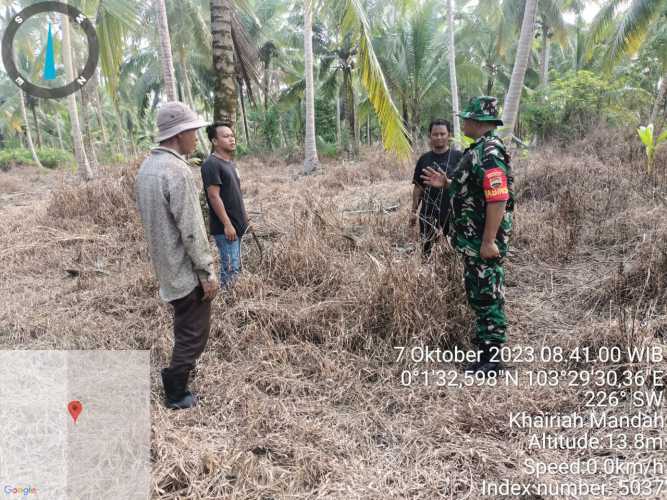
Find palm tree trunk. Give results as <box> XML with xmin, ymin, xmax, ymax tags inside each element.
<box><xmin>402</xmin><ymin>99</ymin><xmax>410</xmax><ymax>139</ymax></box>
<box><xmin>156</xmin><ymin>0</ymin><xmax>178</xmax><ymax>101</ymax></box>
<box><xmin>211</xmin><ymin>0</ymin><xmax>237</xmax><ymax>124</ymax></box>
<box><xmin>343</xmin><ymin>68</ymin><xmax>358</xmax><ymax>157</ymax></box>
<box><xmin>410</xmin><ymin>100</ymin><xmax>420</xmax><ymax>140</ymax></box>
<box><xmin>486</xmin><ymin>75</ymin><xmax>495</xmax><ymax>95</ymax></box>
<box><xmin>93</xmin><ymin>71</ymin><xmax>109</xmax><ymax>144</ymax></box>
<box><xmin>501</xmin><ymin>0</ymin><xmax>538</xmax><ymax>138</ymax></box>
<box><xmin>303</xmin><ymin>0</ymin><xmax>319</xmax><ymax>174</ymax></box>
<box><xmin>447</xmin><ymin>0</ymin><xmax>461</xmax><ymax>142</ymax></box>
<box><xmin>19</xmin><ymin>91</ymin><xmax>44</xmax><ymax>169</ymax></box>
<box><xmin>30</xmin><ymin>104</ymin><xmax>43</xmax><ymax>149</ymax></box>
<box><xmin>55</xmin><ymin>117</ymin><xmax>64</xmax><ymax>150</ymax></box>
<box><xmin>336</xmin><ymin>95</ymin><xmax>341</xmax><ymax>145</ymax></box>
<box><xmin>279</xmin><ymin>120</ymin><xmax>288</xmax><ymax>148</ymax></box>
<box><xmin>263</xmin><ymin>59</ymin><xmax>271</xmax><ymax>111</ymax></box>
<box><xmin>113</xmin><ymin>102</ymin><xmax>129</xmax><ymax>158</ymax></box>
<box><xmin>367</xmin><ymin>114</ymin><xmax>371</xmax><ymax>145</ymax></box>
<box><xmin>539</xmin><ymin>26</ymin><xmax>550</xmax><ymax>88</ymax></box>
<box><xmin>650</xmin><ymin>72</ymin><xmax>667</xmax><ymax>133</ymax></box>
<box><xmin>62</xmin><ymin>14</ymin><xmax>92</xmax><ymax>180</ymax></box>
<box><xmin>80</xmin><ymin>83</ymin><xmax>99</xmax><ymax>171</ymax></box>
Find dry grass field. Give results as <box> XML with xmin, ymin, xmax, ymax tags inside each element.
<box><xmin>1</xmin><ymin>135</ymin><xmax>666</xmax><ymax>499</ymax></box>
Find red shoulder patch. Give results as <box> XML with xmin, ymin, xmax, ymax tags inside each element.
<box><xmin>483</xmin><ymin>167</ymin><xmax>509</xmax><ymax>202</ymax></box>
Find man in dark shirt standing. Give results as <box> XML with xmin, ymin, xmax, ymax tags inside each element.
<box><xmin>410</xmin><ymin>119</ymin><xmax>463</xmax><ymax>256</ymax></box>
<box><xmin>201</xmin><ymin>123</ymin><xmax>249</xmax><ymax>288</ymax></box>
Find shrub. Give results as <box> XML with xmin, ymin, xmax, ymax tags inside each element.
<box><xmin>0</xmin><ymin>149</ymin><xmax>32</xmax><ymax>171</ymax></box>
<box><xmin>38</xmin><ymin>148</ymin><xmax>75</xmax><ymax>169</ymax></box>
<box><xmin>316</xmin><ymin>136</ymin><xmax>339</xmax><ymax>158</ymax></box>
<box><xmin>0</xmin><ymin>147</ymin><xmax>73</xmax><ymax>171</ymax></box>
<box><xmin>523</xmin><ymin>71</ymin><xmax>647</xmax><ymax>143</ymax></box>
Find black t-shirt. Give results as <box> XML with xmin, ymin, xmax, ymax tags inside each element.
<box><xmin>201</xmin><ymin>155</ymin><xmax>248</xmax><ymax>237</ymax></box>
<box><xmin>412</xmin><ymin>149</ymin><xmax>464</xmax><ymax>224</ymax></box>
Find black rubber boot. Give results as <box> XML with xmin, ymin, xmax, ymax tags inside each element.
<box><xmin>161</xmin><ymin>368</ymin><xmax>196</xmax><ymax>410</ymax></box>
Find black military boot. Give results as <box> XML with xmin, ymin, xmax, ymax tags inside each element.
<box><xmin>161</xmin><ymin>368</ymin><xmax>196</xmax><ymax>410</ymax></box>
<box><xmin>465</xmin><ymin>342</ymin><xmax>504</xmax><ymax>375</ymax></box>
<box><xmin>476</xmin><ymin>342</ymin><xmax>505</xmax><ymax>375</ymax></box>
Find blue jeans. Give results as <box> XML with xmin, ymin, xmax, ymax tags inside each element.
<box><xmin>213</xmin><ymin>234</ymin><xmax>241</xmax><ymax>287</ymax></box>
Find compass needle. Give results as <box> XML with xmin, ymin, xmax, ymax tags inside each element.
<box><xmin>43</xmin><ymin>23</ymin><xmax>56</xmax><ymax>81</ymax></box>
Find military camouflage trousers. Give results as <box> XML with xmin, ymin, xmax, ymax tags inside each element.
<box><xmin>463</xmin><ymin>256</ymin><xmax>507</xmax><ymax>344</ymax></box>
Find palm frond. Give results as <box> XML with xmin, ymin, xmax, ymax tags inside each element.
<box><xmin>340</xmin><ymin>0</ymin><xmax>411</xmax><ymax>158</ymax></box>
<box><xmin>278</xmin><ymin>79</ymin><xmax>306</xmax><ymax>109</ymax></box>
<box><xmin>232</xmin><ymin>10</ymin><xmax>261</xmax><ymax>93</ymax></box>
<box><xmin>96</xmin><ymin>0</ymin><xmax>140</xmax><ymax>101</ymax></box>
<box><xmin>588</xmin><ymin>0</ymin><xmax>626</xmax><ymax>45</ymax></box>
<box><xmin>604</xmin><ymin>0</ymin><xmax>665</xmax><ymax>68</ymax></box>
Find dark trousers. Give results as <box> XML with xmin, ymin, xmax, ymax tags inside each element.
<box><xmin>419</xmin><ymin>216</ymin><xmax>440</xmax><ymax>256</ymax></box>
<box><xmin>168</xmin><ymin>286</ymin><xmax>211</xmax><ymax>374</ymax></box>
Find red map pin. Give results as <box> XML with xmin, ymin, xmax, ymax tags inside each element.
<box><xmin>68</xmin><ymin>400</ymin><xmax>83</xmax><ymax>423</ymax></box>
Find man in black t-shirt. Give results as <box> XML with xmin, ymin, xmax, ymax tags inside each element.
<box><xmin>201</xmin><ymin>123</ymin><xmax>249</xmax><ymax>288</ymax></box>
<box><xmin>410</xmin><ymin>119</ymin><xmax>463</xmax><ymax>256</ymax></box>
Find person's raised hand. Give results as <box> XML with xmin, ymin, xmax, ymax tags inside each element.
<box><xmin>420</xmin><ymin>167</ymin><xmax>449</xmax><ymax>189</ymax></box>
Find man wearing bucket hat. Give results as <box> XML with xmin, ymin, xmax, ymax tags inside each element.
<box><xmin>421</xmin><ymin>96</ymin><xmax>514</xmax><ymax>375</ymax></box>
<box><xmin>135</xmin><ymin>101</ymin><xmax>220</xmax><ymax>409</ymax></box>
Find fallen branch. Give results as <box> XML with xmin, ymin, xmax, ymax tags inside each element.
<box><xmin>342</xmin><ymin>203</ymin><xmax>400</xmax><ymax>215</ymax></box>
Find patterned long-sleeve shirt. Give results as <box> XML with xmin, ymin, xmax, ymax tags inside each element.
<box><xmin>448</xmin><ymin>131</ymin><xmax>514</xmax><ymax>258</ymax></box>
<box><xmin>135</xmin><ymin>147</ymin><xmax>214</xmax><ymax>302</ymax></box>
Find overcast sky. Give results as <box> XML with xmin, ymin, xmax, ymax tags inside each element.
<box><xmin>564</xmin><ymin>2</ymin><xmax>601</xmax><ymax>23</ymax></box>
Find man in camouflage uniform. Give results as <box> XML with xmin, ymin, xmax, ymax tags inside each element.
<box><xmin>422</xmin><ymin>96</ymin><xmax>514</xmax><ymax>374</ymax></box>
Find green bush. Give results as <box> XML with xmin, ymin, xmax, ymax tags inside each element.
<box><xmin>234</xmin><ymin>142</ymin><xmax>249</xmax><ymax>157</ymax></box>
<box><xmin>254</xmin><ymin>107</ymin><xmax>281</xmax><ymax>150</ymax></box>
<box><xmin>315</xmin><ymin>97</ymin><xmax>337</xmax><ymax>144</ymax></box>
<box><xmin>38</xmin><ymin>148</ymin><xmax>74</xmax><ymax>169</ymax></box>
<box><xmin>316</xmin><ymin>136</ymin><xmax>339</xmax><ymax>158</ymax></box>
<box><xmin>0</xmin><ymin>147</ymin><xmax>74</xmax><ymax>171</ymax></box>
<box><xmin>0</xmin><ymin>149</ymin><xmax>32</xmax><ymax>171</ymax></box>
<box><xmin>523</xmin><ymin>71</ymin><xmax>642</xmax><ymax>142</ymax></box>
<box><xmin>98</xmin><ymin>151</ymin><xmax>128</xmax><ymax>165</ymax></box>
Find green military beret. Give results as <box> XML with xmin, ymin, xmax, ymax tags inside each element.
<box><xmin>458</xmin><ymin>96</ymin><xmax>504</xmax><ymax>126</ymax></box>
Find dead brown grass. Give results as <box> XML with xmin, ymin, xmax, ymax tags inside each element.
<box><xmin>1</xmin><ymin>141</ymin><xmax>666</xmax><ymax>499</ymax></box>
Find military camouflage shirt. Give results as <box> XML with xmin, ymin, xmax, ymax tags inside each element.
<box><xmin>447</xmin><ymin>131</ymin><xmax>514</xmax><ymax>258</ymax></box>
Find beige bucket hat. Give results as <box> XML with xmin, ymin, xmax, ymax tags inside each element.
<box><xmin>156</xmin><ymin>101</ymin><xmax>208</xmax><ymax>142</ymax></box>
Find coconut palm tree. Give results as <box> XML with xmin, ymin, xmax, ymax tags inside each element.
<box><xmin>156</xmin><ymin>0</ymin><xmax>178</xmax><ymax>101</ymax></box>
<box><xmin>447</xmin><ymin>0</ymin><xmax>461</xmax><ymax>141</ymax></box>
<box><xmin>501</xmin><ymin>0</ymin><xmax>539</xmax><ymax>137</ymax></box>
<box><xmin>318</xmin><ymin>31</ymin><xmax>361</xmax><ymax>155</ymax></box>
<box><xmin>249</xmin><ymin>0</ymin><xmax>287</xmax><ymax>110</ymax></box>
<box><xmin>590</xmin><ymin>0</ymin><xmax>667</xmax><ymax>131</ymax></box>
<box><xmin>375</xmin><ymin>0</ymin><xmax>448</xmax><ymax>138</ymax></box>
<box><xmin>538</xmin><ymin>0</ymin><xmax>566</xmax><ymax>87</ymax></box>
<box><xmin>303</xmin><ymin>0</ymin><xmax>319</xmax><ymax>173</ymax></box>
<box><xmin>19</xmin><ymin>91</ymin><xmax>44</xmax><ymax>169</ymax></box>
<box><xmin>211</xmin><ymin>0</ymin><xmax>237</xmax><ymax>123</ymax></box>
<box><xmin>339</xmin><ymin>0</ymin><xmax>411</xmax><ymax>158</ymax></box>
<box><xmin>61</xmin><ymin>14</ymin><xmax>93</xmax><ymax>180</ymax></box>
<box><xmin>210</xmin><ymin>0</ymin><xmax>261</xmax><ymax>126</ymax></box>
